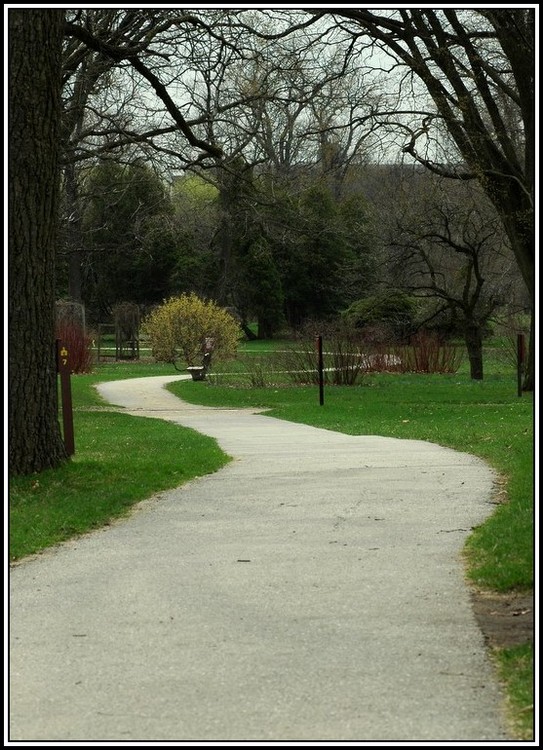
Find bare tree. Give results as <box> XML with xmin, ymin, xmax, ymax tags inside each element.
<box><xmin>382</xmin><ymin>171</ymin><xmax>521</xmax><ymax>379</ymax></box>
<box><xmin>304</xmin><ymin>9</ymin><xmax>535</xmax><ymax>389</ymax></box>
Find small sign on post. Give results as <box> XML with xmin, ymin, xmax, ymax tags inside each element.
<box><xmin>56</xmin><ymin>339</ymin><xmax>75</xmax><ymax>455</ymax></box>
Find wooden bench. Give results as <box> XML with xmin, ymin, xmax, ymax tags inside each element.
<box><xmin>187</xmin><ymin>347</ymin><xmax>213</xmax><ymax>381</ymax></box>
<box><xmin>187</xmin><ymin>366</ymin><xmax>206</xmax><ymax>381</ymax></box>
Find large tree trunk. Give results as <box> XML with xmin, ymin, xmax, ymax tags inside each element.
<box><xmin>9</xmin><ymin>9</ymin><xmax>68</xmax><ymax>475</ymax></box>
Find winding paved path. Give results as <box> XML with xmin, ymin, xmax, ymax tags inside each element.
<box><xmin>10</xmin><ymin>375</ymin><xmax>508</xmax><ymax>741</ymax></box>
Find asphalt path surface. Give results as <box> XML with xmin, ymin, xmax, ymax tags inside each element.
<box><xmin>9</xmin><ymin>375</ymin><xmax>508</xmax><ymax>742</ymax></box>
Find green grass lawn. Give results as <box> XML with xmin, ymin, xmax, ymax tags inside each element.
<box><xmin>9</xmin><ymin>350</ymin><xmax>534</xmax><ymax>739</ymax></box>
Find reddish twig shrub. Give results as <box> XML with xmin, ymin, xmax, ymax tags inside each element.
<box><xmin>402</xmin><ymin>331</ymin><xmax>463</xmax><ymax>373</ymax></box>
<box><xmin>55</xmin><ymin>321</ymin><xmax>95</xmax><ymax>374</ymax></box>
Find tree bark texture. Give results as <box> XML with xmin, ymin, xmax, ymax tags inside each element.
<box><xmin>9</xmin><ymin>9</ymin><xmax>68</xmax><ymax>474</ymax></box>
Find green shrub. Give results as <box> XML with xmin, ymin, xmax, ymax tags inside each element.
<box><xmin>342</xmin><ymin>290</ymin><xmax>417</xmax><ymax>341</ymax></box>
<box><xmin>142</xmin><ymin>293</ymin><xmax>241</xmax><ymax>367</ymax></box>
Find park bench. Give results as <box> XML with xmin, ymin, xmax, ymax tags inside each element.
<box><xmin>187</xmin><ymin>343</ymin><xmax>213</xmax><ymax>381</ymax></box>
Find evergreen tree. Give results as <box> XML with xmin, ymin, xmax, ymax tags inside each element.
<box><xmin>81</xmin><ymin>161</ymin><xmax>178</xmax><ymax>317</ymax></box>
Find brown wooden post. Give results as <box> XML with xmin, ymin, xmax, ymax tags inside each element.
<box><xmin>56</xmin><ymin>339</ymin><xmax>75</xmax><ymax>455</ymax></box>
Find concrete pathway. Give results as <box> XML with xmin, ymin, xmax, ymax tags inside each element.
<box><xmin>10</xmin><ymin>375</ymin><xmax>508</xmax><ymax>742</ymax></box>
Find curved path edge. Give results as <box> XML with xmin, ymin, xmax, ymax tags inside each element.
<box><xmin>10</xmin><ymin>375</ymin><xmax>508</xmax><ymax>741</ymax></box>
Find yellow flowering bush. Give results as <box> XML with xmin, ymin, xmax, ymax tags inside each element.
<box><xmin>142</xmin><ymin>293</ymin><xmax>240</xmax><ymax>367</ymax></box>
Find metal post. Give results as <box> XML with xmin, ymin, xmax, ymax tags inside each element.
<box><xmin>317</xmin><ymin>335</ymin><xmax>324</xmax><ymax>406</ymax></box>
<box><xmin>56</xmin><ymin>339</ymin><xmax>75</xmax><ymax>455</ymax></box>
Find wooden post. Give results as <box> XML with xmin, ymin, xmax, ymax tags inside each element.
<box><xmin>56</xmin><ymin>339</ymin><xmax>75</xmax><ymax>455</ymax></box>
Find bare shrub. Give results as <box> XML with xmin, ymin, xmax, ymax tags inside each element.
<box><xmin>276</xmin><ymin>344</ymin><xmax>320</xmax><ymax>385</ymax></box>
<box><xmin>328</xmin><ymin>334</ymin><xmax>366</xmax><ymax>385</ymax></box>
<box><xmin>400</xmin><ymin>331</ymin><xmax>464</xmax><ymax>373</ymax></box>
<box><xmin>277</xmin><ymin>323</ymin><xmax>367</xmax><ymax>385</ymax></box>
<box><xmin>56</xmin><ymin>299</ymin><xmax>86</xmax><ymax>329</ymax></box>
<box><xmin>491</xmin><ymin>314</ymin><xmax>530</xmax><ymax>371</ymax></box>
<box><xmin>244</xmin><ymin>357</ymin><xmax>275</xmax><ymax>388</ymax></box>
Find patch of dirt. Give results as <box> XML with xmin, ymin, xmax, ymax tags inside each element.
<box><xmin>470</xmin><ymin>588</ymin><xmax>534</xmax><ymax>649</ymax></box>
